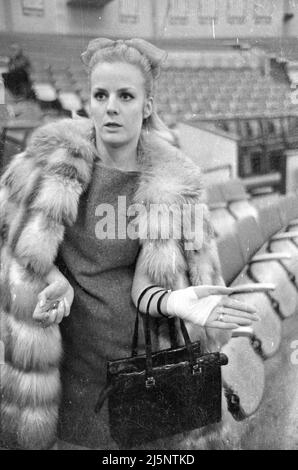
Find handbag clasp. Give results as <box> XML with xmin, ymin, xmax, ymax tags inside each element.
<box><xmin>145</xmin><ymin>376</ymin><xmax>156</xmax><ymax>388</ymax></box>
<box><xmin>192</xmin><ymin>364</ymin><xmax>202</xmax><ymax>375</ymax></box>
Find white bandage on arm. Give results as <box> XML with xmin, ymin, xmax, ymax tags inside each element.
<box><xmin>166</xmin><ymin>287</ymin><xmax>222</xmax><ymax>326</ymax></box>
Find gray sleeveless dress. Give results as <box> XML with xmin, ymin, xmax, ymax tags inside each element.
<box><xmin>57</xmin><ymin>160</ymin><xmax>149</xmax><ymax>449</ymax></box>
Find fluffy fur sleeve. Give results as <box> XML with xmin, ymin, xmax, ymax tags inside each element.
<box><xmin>0</xmin><ymin>117</ymin><xmax>97</xmax><ymax>451</ymax></box>
<box><xmin>0</xmin><ymin>118</ymin><xmax>96</xmax><ymax>276</ymax></box>
<box><xmin>134</xmin><ymin>131</ymin><xmax>224</xmax><ymax>289</ymax></box>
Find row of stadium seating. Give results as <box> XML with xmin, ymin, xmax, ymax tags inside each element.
<box><xmin>206</xmin><ymin>178</ymin><xmax>298</xmax><ymax>419</ymax></box>
<box><xmin>28</xmin><ymin>47</ymin><xmax>266</xmax><ymax>73</ymax></box>
<box><xmin>2</xmin><ymin>39</ymin><xmax>296</xmax><ymax>133</ymax></box>
<box><xmin>24</xmin><ymin>51</ymin><xmax>296</xmax><ymax>124</ymax></box>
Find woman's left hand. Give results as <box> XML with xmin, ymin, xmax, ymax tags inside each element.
<box><xmin>33</xmin><ymin>279</ymin><xmax>74</xmax><ymax>328</ymax></box>
<box><xmin>204</xmin><ymin>295</ymin><xmax>259</xmax><ymax>329</ymax></box>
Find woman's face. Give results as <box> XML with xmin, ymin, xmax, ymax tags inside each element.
<box><xmin>90</xmin><ymin>61</ymin><xmax>152</xmax><ymax>148</ymax></box>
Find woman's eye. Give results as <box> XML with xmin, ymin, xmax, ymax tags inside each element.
<box><xmin>94</xmin><ymin>92</ymin><xmax>107</xmax><ymax>101</ymax></box>
<box><xmin>121</xmin><ymin>93</ymin><xmax>133</xmax><ymax>101</ymax></box>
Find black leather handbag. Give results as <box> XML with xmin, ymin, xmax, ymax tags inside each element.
<box><xmin>95</xmin><ymin>289</ymin><xmax>228</xmax><ymax>448</ymax></box>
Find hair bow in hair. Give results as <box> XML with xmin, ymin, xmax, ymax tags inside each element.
<box><xmin>81</xmin><ymin>37</ymin><xmax>167</xmax><ymax>77</ymax></box>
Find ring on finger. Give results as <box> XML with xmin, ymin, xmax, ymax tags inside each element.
<box><xmin>218</xmin><ymin>312</ymin><xmax>225</xmax><ymax>322</ymax></box>
<box><xmin>37</xmin><ymin>318</ymin><xmax>47</xmax><ymax>328</ymax></box>
<box><xmin>49</xmin><ymin>301</ymin><xmax>59</xmax><ymax>311</ymax></box>
<box><xmin>37</xmin><ymin>314</ymin><xmax>48</xmax><ymax>322</ymax></box>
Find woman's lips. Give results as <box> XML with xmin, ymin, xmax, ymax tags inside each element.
<box><xmin>104</xmin><ymin>123</ymin><xmax>122</xmax><ymax>128</ymax></box>
<box><xmin>104</xmin><ymin>123</ymin><xmax>123</xmax><ymax>133</ymax></box>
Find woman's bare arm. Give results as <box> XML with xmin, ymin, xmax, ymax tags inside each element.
<box><xmin>132</xmin><ymin>248</ymin><xmax>259</xmax><ymax>330</ymax></box>
<box><xmin>131</xmin><ymin>250</ymin><xmax>173</xmax><ymax>317</ymax></box>
<box><xmin>132</xmin><ymin>245</ymin><xmax>191</xmax><ymax>317</ymax></box>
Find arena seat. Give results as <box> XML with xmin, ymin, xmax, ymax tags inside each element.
<box><xmin>222</xmin><ymin>335</ymin><xmax>265</xmax><ymax>420</ymax></box>
<box><xmin>212</xmin><ymin>205</ymin><xmax>267</xmax><ymax>416</ymax></box>
<box><xmin>58</xmin><ymin>91</ymin><xmax>82</xmax><ymax>114</ymax></box>
<box><xmin>254</xmin><ymin>194</ymin><xmax>298</xmax><ymax>257</ymax></box>
<box><xmin>206</xmin><ymin>184</ymin><xmax>238</xmax><ymax>238</ymax></box>
<box><xmin>256</xmin><ymin>206</ymin><xmax>298</xmax><ymax>284</ymax></box>
<box><xmin>279</xmin><ymin>193</ymin><xmax>298</xmax><ymax>226</ymax></box>
<box><xmin>33</xmin><ymin>82</ymin><xmax>57</xmax><ymax>102</ymax></box>
<box><xmin>268</xmin><ymin>234</ymin><xmax>298</xmax><ymax>288</ymax></box>
<box><xmin>264</xmin><ymin>198</ymin><xmax>298</xmax><ymax>284</ymax></box>
<box><xmin>211</xmin><ymin>207</ymin><xmax>237</xmax><ymax>237</ymax></box>
<box><xmin>255</xmin><ymin>199</ymin><xmax>284</xmax><ymax>240</ymax></box>
<box><xmin>218</xmin><ymin>179</ymin><xmax>259</xmax><ymax>221</ymax></box>
<box><xmin>229</xmin><ymin>278</ymin><xmax>282</xmax><ymax>358</ymax></box>
<box><xmin>215</xmin><ymin>211</ymin><xmax>283</xmax><ymax>358</ymax></box>
<box><xmin>237</xmin><ymin>216</ymin><xmax>298</xmax><ymax>319</ymax></box>
<box><xmin>216</xmin><ymin>179</ymin><xmax>296</xmax><ymax>236</ymax></box>
<box><xmin>216</xmin><ymin>227</ymin><xmax>245</xmax><ymax>286</ymax></box>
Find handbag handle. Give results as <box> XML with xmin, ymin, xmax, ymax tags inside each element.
<box><xmin>131</xmin><ymin>285</ymin><xmax>162</xmax><ymax>357</ymax></box>
<box><xmin>132</xmin><ymin>286</ymin><xmax>193</xmax><ymax>356</ymax></box>
<box><xmin>132</xmin><ymin>287</ymin><xmax>197</xmax><ymax>385</ymax></box>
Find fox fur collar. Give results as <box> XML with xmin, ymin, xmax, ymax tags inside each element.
<box><xmin>0</xmin><ymin>117</ymin><xmax>223</xmax><ymax>450</ymax></box>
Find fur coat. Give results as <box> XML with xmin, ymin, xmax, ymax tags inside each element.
<box><xmin>0</xmin><ymin>117</ymin><xmax>224</xmax><ymax>450</ymax></box>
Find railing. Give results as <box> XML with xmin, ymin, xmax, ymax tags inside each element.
<box><xmin>203</xmin><ymin>164</ymin><xmax>234</xmax><ymax>187</ymax></box>
<box><xmin>192</xmin><ymin>114</ymin><xmax>298</xmax><ymax>194</ymax></box>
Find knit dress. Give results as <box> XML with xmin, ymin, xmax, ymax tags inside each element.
<box><xmin>56</xmin><ymin>159</ymin><xmax>148</xmax><ymax>449</ymax></box>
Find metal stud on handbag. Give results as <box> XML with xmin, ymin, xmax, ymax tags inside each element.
<box><xmin>95</xmin><ymin>288</ymin><xmax>228</xmax><ymax>449</ymax></box>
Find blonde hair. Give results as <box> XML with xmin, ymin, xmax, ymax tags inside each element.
<box><xmin>83</xmin><ymin>40</ymin><xmax>176</xmax><ymax>145</ymax></box>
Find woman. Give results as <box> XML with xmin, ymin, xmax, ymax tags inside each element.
<box><xmin>0</xmin><ymin>38</ymin><xmax>258</xmax><ymax>450</ymax></box>
<box><xmin>5</xmin><ymin>43</ymin><xmax>33</xmax><ymax>99</ymax></box>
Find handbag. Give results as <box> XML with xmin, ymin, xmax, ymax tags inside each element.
<box><xmin>95</xmin><ymin>288</ymin><xmax>228</xmax><ymax>448</ymax></box>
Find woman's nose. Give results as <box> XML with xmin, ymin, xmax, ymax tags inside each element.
<box><xmin>106</xmin><ymin>95</ymin><xmax>119</xmax><ymax>114</ymax></box>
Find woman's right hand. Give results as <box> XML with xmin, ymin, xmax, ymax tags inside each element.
<box><xmin>33</xmin><ymin>277</ymin><xmax>74</xmax><ymax>328</ymax></box>
<box><xmin>166</xmin><ymin>285</ymin><xmax>259</xmax><ymax>330</ymax></box>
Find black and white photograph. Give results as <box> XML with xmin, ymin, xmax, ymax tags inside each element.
<box><xmin>1</xmin><ymin>0</ymin><xmax>298</xmax><ymax>453</ymax></box>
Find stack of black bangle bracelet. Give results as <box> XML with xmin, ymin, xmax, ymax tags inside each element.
<box><xmin>137</xmin><ymin>285</ymin><xmax>172</xmax><ymax>318</ymax></box>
